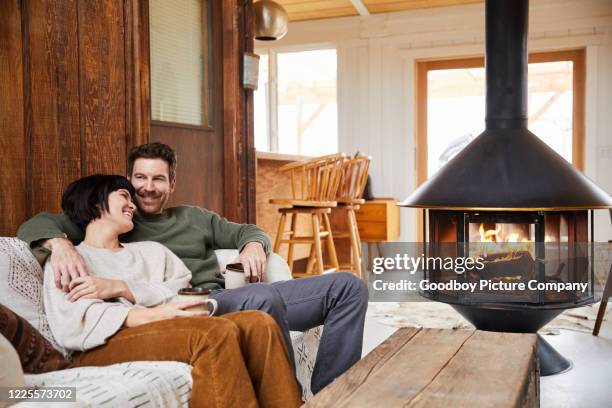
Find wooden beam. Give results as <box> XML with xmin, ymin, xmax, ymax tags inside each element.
<box><xmin>350</xmin><ymin>0</ymin><xmax>370</xmax><ymax>16</ymax></box>
<box><xmin>415</xmin><ymin>61</ymin><xmax>428</xmax><ymax>242</ymax></box>
<box><xmin>0</xmin><ymin>0</ymin><xmax>27</xmax><ymax>235</ymax></box>
<box><xmin>124</xmin><ymin>0</ymin><xmax>151</xmax><ymax>152</ymax></box>
<box><xmin>222</xmin><ymin>0</ymin><xmax>243</xmax><ymax>221</ymax></box>
<box><xmin>298</xmin><ymin>103</ymin><xmax>327</xmax><ymax>135</ymax></box>
<box><xmin>222</xmin><ymin>0</ymin><xmax>256</xmax><ymax>223</ymax></box>
<box><xmin>244</xmin><ymin>0</ymin><xmax>257</xmax><ymax>224</ymax></box>
<box><xmin>528</xmin><ymin>91</ymin><xmax>562</xmax><ymax>127</ymax></box>
<box><xmin>296</xmin><ymin>102</ymin><xmax>327</xmax><ymax>154</ymax></box>
<box><xmin>275</xmin><ymin>0</ymin><xmax>483</xmax><ymax>22</ymax></box>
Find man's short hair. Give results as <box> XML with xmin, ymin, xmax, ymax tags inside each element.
<box><xmin>61</xmin><ymin>174</ymin><xmax>136</xmax><ymax>230</ymax></box>
<box><xmin>127</xmin><ymin>142</ymin><xmax>177</xmax><ymax>181</ymax></box>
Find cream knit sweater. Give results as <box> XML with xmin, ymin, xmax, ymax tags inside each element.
<box><xmin>43</xmin><ymin>241</ymin><xmax>191</xmax><ymax>352</ymax></box>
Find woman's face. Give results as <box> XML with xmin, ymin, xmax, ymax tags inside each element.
<box><xmin>100</xmin><ymin>189</ymin><xmax>137</xmax><ymax>234</ymax></box>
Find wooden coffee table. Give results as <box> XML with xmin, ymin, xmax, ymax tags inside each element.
<box><xmin>306</xmin><ymin>328</ymin><xmax>539</xmax><ymax>408</ymax></box>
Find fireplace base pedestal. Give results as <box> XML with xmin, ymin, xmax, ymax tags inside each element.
<box><xmin>450</xmin><ymin>303</ymin><xmax>578</xmax><ymax>376</ymax></box>
<box><xmin>537</xmin><ymin>334</ymin><xmax>572</xmax><ymax>375</ymax></box>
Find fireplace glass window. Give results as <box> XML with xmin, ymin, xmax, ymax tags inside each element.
<box><xmin>426</xmin><ymin>210</ymin><xmax>592</xmax><ymax>305</ymax></box>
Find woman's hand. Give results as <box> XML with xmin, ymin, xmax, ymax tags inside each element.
<box><xmin>124</xmin><ymin>300</ymin><xmax>210</xmax><ymax>328</ymax></box>
<box><xmin>68</xmin><ymin>276</ymin><xmax>126</xmax><ymax>302</ymax></box>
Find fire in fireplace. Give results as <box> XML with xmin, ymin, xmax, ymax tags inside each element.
<box><xmin>400</xmin><ymin>0</ymin><xmax>612</xmax><ymax>376</ymax></box>
<box><xmin>429</xmin><ymin>210</ymin><xmax>591</xmax><ymax>305</ymax></box>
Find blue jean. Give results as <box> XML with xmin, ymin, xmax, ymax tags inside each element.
<box><xmin>209</xmin><ymin>272</ymin><xmax>368</xmax><ymax>394</ymax></box>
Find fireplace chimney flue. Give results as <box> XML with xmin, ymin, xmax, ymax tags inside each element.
<box><xmin>485</xmin><ymin>0</ymin><xmax>528</xmax><ymax>129</ymax></box>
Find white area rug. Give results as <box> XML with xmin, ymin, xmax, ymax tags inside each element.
<box><xmin>367</xmin><ymin>301</ymin><xmax>611</xmax><ymax>335</ymax></box>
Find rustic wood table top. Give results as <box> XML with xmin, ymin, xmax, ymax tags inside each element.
<box><xmin>305</xmin><ymin>328</ymin><xmax>539</xmax><ymax>408</ymax></box>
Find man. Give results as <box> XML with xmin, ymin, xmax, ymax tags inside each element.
<box><xmin>18</xmin><ymin>142</ymin><xmax>368</xmax><ymax>394</ymax></box>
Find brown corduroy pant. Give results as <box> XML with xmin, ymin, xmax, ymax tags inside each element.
<box><xmin>72</xmin><ymin>311</ymin><xmax>302</xmax><ymax>408</ymax></box>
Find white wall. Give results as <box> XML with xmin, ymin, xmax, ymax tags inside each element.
<box><xmin>258</xmin><ymin>0</ymin><xmax>612</xmax><ymax>242</ymax></box>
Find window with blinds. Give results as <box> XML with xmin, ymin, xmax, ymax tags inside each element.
<box><xmin>149</xmin><ymin>0</ymin><xmax>210</xmax><ymax>126</ymax></box>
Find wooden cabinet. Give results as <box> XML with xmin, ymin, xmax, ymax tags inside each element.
<box><xmin>355</xmin><ymin>199</ymin><xmax>400</xmax><ymax>241</ymax></box>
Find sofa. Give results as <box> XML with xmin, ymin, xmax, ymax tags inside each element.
<box><xmin>0</xmin><ymin>238</ymin><xmax>320</xmax><ymax>407</ymax></box>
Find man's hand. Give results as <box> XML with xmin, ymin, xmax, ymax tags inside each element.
<box><xmin>124</xmin><ymin>300</ymin><xmax>210</xmax><ymax>328</ymax></box>
<box><xmin>43</xmin><ymin>238</ymin><xmax>89</xmax><ymax>292</ymax></box>
<box><xmin>236</xmin><ymin>242</ymin><xmax>267</xmax><ymax>283</ymax></box>
<box><xmin>67</xmin><ymin>276</ymin><xmax>126</xmax><ymax>302</ymax></box>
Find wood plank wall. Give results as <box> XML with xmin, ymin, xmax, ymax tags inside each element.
<box><xmin>0</xmin><ymin>0</ymin><xmax>27</xmax><ymax>237</ymax></box>
<box><xmin>0</xmin><ymin>0</ymin><xmax>253</xmax><ymax>236</ymax></box>
<box><xmin>0</xmin><ymin>0</ymin><xmax>148</xmax><ymax>236</ymax></box>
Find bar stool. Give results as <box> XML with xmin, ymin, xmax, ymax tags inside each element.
<box><xmin>593</xmin><ymin>209</ymin><xmax>612</xmax><ymax>336</ymax></box>
<box><xmin>331</xmin><ymin>155</ymin><xmax>371</xmax><ymax>279</ymax></box>
<box><xmin>270</xmin><ymin>154</ymin><xmax>344</xmax><ymax>277</ymax></box>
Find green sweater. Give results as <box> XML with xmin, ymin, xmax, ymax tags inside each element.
<box><xmin>17</xmin><ymin>206</ymin><xmax>271</xmax><ymax>289</ymax></box>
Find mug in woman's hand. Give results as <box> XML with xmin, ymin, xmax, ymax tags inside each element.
<box><xmin>173</xmin><ymin>287</ymin><xmax>218</xmax><ymax>316</ymax></box>
<box><xmin>224</xmin><ymin>263</ymin><xmax>260</xmax><ymax>289</ymax></box>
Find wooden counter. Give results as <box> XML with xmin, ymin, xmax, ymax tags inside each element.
<box><xmin>256</xmin><ymin>153</ymin><xmax>313</xmax><ymax>264</ymax></box>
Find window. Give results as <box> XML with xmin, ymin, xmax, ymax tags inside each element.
<box><xmin>417</xmin><ymin>50</ymin><xmax>585</xmax><ymax>183</ymax></box>
<box><xmin>254</xmin><ymin>54</ymin><xmax>269</xmax><ymax>151</ymax></box>
<box><xmin>149</xmin><ymin>0</ymin><xmax>211</xmax><ymax>126</ymax></box>
<box><xmin>415</xmin><ymin>50</ymin><xmax>585</xmax><ymax>239</ymax></box>
<box><xmin>255</xmin><ymin>48</ymin><xmax>338</xmax><ymax>155</ymax></box>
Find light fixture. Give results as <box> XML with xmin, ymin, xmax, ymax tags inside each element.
<box><xmin>253</xmin><ymin>0</ymin><xmax>288</xmax><ymax>41</ymax></box>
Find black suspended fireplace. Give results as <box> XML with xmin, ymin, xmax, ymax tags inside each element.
<box><xmin>400</xmin><ymin>0</ymin><xmax>612</xmax><ymax>375</ymax></box>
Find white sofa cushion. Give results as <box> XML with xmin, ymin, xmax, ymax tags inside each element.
<box><xmin>0</xmin><ymin>238</ymin><xmax>63</xmax><ymax>352</ymax></box>
<box><xmin>23</xmin><ymin>361</ymin><xmax>192</xmax><ymax>408</ymax></box>
<box><xmin>21</xmin><ymin>331</ymin><xmax>321</xmax><ymax>407</ymax></box>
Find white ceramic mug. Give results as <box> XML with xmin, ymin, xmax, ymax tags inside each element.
<box><xmin>224</xmin><ymin>263</ymin><xmax>260</xmax><ymax>290</ymax></box>
<box><xmin>173</xmin><ymin>288</ymin><xmax>218</xmax><ymax>315</ymax></box>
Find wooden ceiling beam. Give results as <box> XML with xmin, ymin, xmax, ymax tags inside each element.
<box><xmin>275</xmin><ymin>0</ymin><xmax>483</xmax><ymax>22</ymax></box>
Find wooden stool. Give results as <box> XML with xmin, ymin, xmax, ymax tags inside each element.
<box><xmin>270</xmin><ymin>154</ymin><xmax>344</xmax><ymax>277</ymax></box>
<box><xmin>331</xmin><ymin>155</ymin><xmax>371</xmax><ymax>279</ymax></box>
<box><xmin>593</xmin><ymin>262</ymin><xmax>612</xmax><ymax>336</ymax></box>
<box><xmin>273</xmin><ymin>207</ymin><xmax>339</xmax><ymax>277</ymax></box>
<box><xmin>332</xmin><ymin>204</ymin><xmax>364</xmax><ymax>277</ymax></box>
<box><xmin>593</xmin><ymin>209</ymin><xmax>612</xmax><ymax>336</ymax></box>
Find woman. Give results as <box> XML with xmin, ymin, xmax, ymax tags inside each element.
<box><xmin>43</xmin><ymin>174</ymin><xmax>301</xmax><ymax>408</ymax></box>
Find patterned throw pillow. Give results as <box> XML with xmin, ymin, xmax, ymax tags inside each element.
<box><xmin>0</xmin><ymin>238</ymin><xmax>63</xmax><ymax>352</ymax></box>
<box><xmin>291</xmin><ymin>326</ymin><xmax>322</xmax><ymax>401</ymax></box>
<box><xmin>0</xmin><ymin>304</ymin><xmax>72</xmax><ymax>373</ymax></box>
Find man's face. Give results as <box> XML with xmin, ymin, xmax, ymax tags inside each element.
<box><xmin>129</xmin><ymin>158</ymin><xmax>176</xmax><ymax>215</ymax></box>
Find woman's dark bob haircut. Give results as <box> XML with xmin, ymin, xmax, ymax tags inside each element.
<box><xmin>61</xmin><ymin>174</ymin><xmax>136</xmax><ymax>229</ymax></box>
